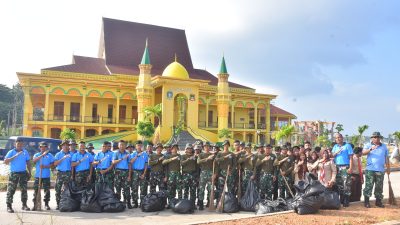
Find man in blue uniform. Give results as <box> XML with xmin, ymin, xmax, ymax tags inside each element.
<box><xmin>32</xmin><ymin>142</ymin><xmax>55</xmax><ymax>210</ymax></box>
<box><xmin>5</xmin><ymin>139</ymin><xmax>32</xmax><ymax>213</ymax></box>
<box><xmin>71</xmin><ymin>141</ymin><xmax>94</xmax><ymax>187</ymax></box>
<box><xmin>332</xmin><ymin>133</ymin><xmax>354</xmax><ymax>207</ymax></box>
<box><xmin>54</xmin><ymin>140</ymin><xmax>72</xmax><ymax>210</ymax></box>
<box><xmin>113</xmin><ymin>140</ymin><xmax>132</xmax><ymax>208</ymax></box>
<box><xmin>93</xmin><ymin>141</ymin><xmax>114</xmax><ymax>189</ymax></box>
<box><xmin>129</xmin><ymin>140</ymin><xmax>148</xmax><ymax>208</ymax></box>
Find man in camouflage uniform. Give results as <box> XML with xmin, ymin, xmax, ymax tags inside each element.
<box><xmin>93</xmin><ymin>141</ymin><xmax>114</xmax><ymax>189</ymax></box>
<box><xmin>129</xmin><ymin>140</ymin><xmax>149</xmax><ymax>208</ymax></box>
<box><xmin>54</xmin><ymin>140</ymin><xmax>72</xmax><ymax>210</ymax></box>
<box><xmin>272</xmin><ymin>146</ymin><xmax>281</xmax><ymax>200</ymax></box>
<box><xmin>238</xmin><ymin>143</ymin><xmax>256</xmax><ymax>193</ymax></box>
<box><xmin>32</xmin><ymin>142</ymin><xmax>55</xmax><ymax>210</ymax></box>
<box><xmin>162</xmin><ymin>143</ymin><xmax>182</xmax><ymax>207</ymax></box>
<box><xmin>112</xmin><ymin>140</ymin><xmax>132</xmax><ymax>208</ymax></box>
<box><xmin>215</xmin><ymin>140</ymin><xmax>236</xmax><ymax>204</ymax></box>
<box><xmin>71</xmin><ymin>141</ymin><xmax>94</xmax><ymax>187</ymax></box>
<box><xmin>255</xmin><ymin>144</ymin><xmax>277</xmax><ymax>200</ymax></box>
<box><xmin>197</xmin><ymin>142</ymin><xmax>215</xmax><ymax>210</ymax></box>
<box><xmin>180</xmin><ymin>143</ymin><xmax>197</xmax><ymax>204</ymax></box>
<box><xmin>4</xmin><ymin>139</ymin><xmax>32</xmax><ymax>213</ymax></box>
<box><xmin>193</xmin><ymin>142</ymin><xmax>202</xmax><ymax>207</ymax></box>
<box><xmin>362</xmin><ymin>132</ymin><xmax>390</xmax><ymax>208</ymax></box>
<box><xmin>231</xmin><ymin>140</ymin><xmax>242</xmax><ymax>196</ymax></box>
<box><xmin>148</xmin><ymin>143</ymin><xmax>165</xmax><ymax>192</ymax></box>
<box><xmin>274</xmin><ymin>145</ymin><xmax>294</xmax><ymax>199</ymax></box>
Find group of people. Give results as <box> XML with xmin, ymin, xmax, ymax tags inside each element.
<box><xmin>4</xmin><ymin>131</ymin><xmax>391</xmax><ymax>213</ymax></box>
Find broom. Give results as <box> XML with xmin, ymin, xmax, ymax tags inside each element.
<box><xmin>35</xmin><ymin>158</ymin><xmax>43</xmax><ymax>211</ymax></box>
<box><xmin>208</xmin><ymin>160</ymin><xmax>216</xmax><ymax>211</ymax></box>
<box><xmin>388</xmin><ymin>174</ymin><xmax>397</xmax><ymax>205</ymax></box>
<box><xmin>216</xmin><ymin>165</ymin><xmax>230</xmax><ymax>213</ymax></box>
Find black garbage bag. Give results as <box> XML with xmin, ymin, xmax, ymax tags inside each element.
<box><xmin>295</xmin><ymin>173</ymin><xmax>326</xmax><ymax>197</ymax></box>
<box><xmin>141</xmin><ymin>191</ymin><xmax>167</xmax><ymax>212</ymax></box>
<box><xmin>59</xmin><ymin>183</ymin><xmax>80</xmax><ymax>212</ymax></box>
<box><xmin>80</xmin><ymin>185</ymin><xmax>102</xmax><ymax>213</ymax></box>
<box><xmin>255</xmin><ymin>201</ymin><xmax>274</xmax><ymax>215</ymax></box>
<box><xmin>293</xmin><ymin>195</ymin><xmax>323</xmax><ymax>215</ymax></box>
<box><xmin>97</xmin><ymin>182</ymin><xmax>125</xmax><ymax>212</ymax></box>
<box><xmin>240</xmin><ymin>180</ymin><xmax>260</xmax><ymax>212</ymax></box>
<box><xmin>285</xmin><ymin>198</ymin><xmax>294</xmax><ymax>211</ymax></box>
<box><xmin>223</xmin><ymin>192</ymin><xmax>239</xmax><ymax>213</ymax></box>
<box><xmin>171</xmin><ymin>199</ymin><xmax>195</xmax><ymax>214</ymax></box>
<box><xmin>320</xmin><ymin>190</ymin><xmax>340</xmax><ymax>210</ymax></box>
<box><xmin>255</xmin><ymin>198</ymin><xmax>289</xmax><ymax>214</ymax></box>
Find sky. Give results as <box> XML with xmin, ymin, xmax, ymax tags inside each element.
<box><xmin>1</xmin><ymin>0</ymin><xmax>399</xmax><ymax>137</ymax></box>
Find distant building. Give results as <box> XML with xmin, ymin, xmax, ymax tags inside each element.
<box><xmin>294</xmin><ymin>121</ymin><xmax>336</xmax><ymax>145</ymax></box>
<box><xmin>17</xmin><ymin>18</ymin><xmax>296</xmax><ymax>143</ymax></box>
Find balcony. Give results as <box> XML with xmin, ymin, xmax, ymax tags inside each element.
<box><xmin>28</xmin><ymin>114</ymin><xmax>136</xmax><ymax>125</ymax></box>
<box><xmin>197</xmin><ymin>121</ymin><xmax>266</xmax><ymax>130</ymax></box>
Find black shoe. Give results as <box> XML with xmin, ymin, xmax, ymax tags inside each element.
<box><xmin>342</xmin><ymin>196</ymin><xmax>350</xmax><ymax>207</ymax></box>
<box><xmin>364</xmin><ymin>197</ymin><xmax>371</xmax><ymax>208</ymax></box>
<box><xmin>7</xmin><ymin>204</ymin><xmax>14</xmax><ymax>213</ymax></box>
<box><xmin>198</xmin><ymin>200</ymin><xmax>204</xmax><ymax>210</ymax></box>
<box><xmin>133</xmin><ymin>201</ymin><xmax>138</xmax><ymax>208</ymax></box>
<box><xmin>127</xmin><ymin>202</ymin><xmax>133</xmax><ymax>209</ymax></box>
<box><xmin>22</xmin><ymin>203</ymin><xmax>30</xmax><ymax>211</ymax></box>
<box><xmin>45</xmin><ymin>203</ymin><xmax>51</xmax><ymax>210</ymax></box>
<box><xmin>375</xmin><ymin>199</ymin><xmax>385</xmax><ymax>208</ymax></box>
<box><xmin>205</xmin><ymin>201</ymin><xmax>210</xmax><ymax>208</ymax></box>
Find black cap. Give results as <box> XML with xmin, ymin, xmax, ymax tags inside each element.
<box><xmin>185</xmin><ymin>143</ymin><xmax>193</xmax><ymax>149</ymax></box>
<box><xmin>171</xmin><ymin>143</ymin><xmax>179</xmax><ymax>148</ymax></box>
<box><xmin>136</xmin><ymin>140</ymin><xmax>143</xmax><ymax>145</ymax></box>
<box><xmin>59</xmin><ymin>140</ymin><xmax>69</xmax><ymax>147</ymax></box>
<box><xmin>371</xmin><ymin>131</ymin><xmax>383</xmax><ymax>138</ymax></box>
<box><xmin>39</xmin><ymin>142</ymin><xmax>48</xmax><ymax>147</ymax></box>
<box><xmin>127</xmin><ymin>144</ymin><xmax>134</xmax><ymax>148</ymax></box>
<box><xmin>265</xmin><ymin>144</ymin><xmax>272</xmax><ymax>148</ymax></box>
<box><xmin>86</xmin><ymin>143</ymin><xmax>94</xmax><ymax>149</ymax></box>
<box><xmin>223</xmin><ymin>140</ymin><xmax>230</xmax><ymax>146</ymax></box>
<box><xmin>240</xmin><ymin>141</ymin><xmax>246</xmax><ymax>147</ymax></box>
<box><xmin>245</xmin><ymin>142</ymin><xmax>252</xmax><ymax>148</ymax></box>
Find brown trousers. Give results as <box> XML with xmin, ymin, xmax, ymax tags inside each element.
<box><xmin>350</xmin><ymin>174</ymin><xmax>362</xmax><ymax>202</ymax></box>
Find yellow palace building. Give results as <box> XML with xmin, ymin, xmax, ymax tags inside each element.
<box><xmin>17</xmin><ymin>18</ymin><xmax>296</xmax><ymax>144</ymax></box>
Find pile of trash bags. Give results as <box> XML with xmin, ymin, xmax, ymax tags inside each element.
<box><xmin>222</xmin><ymin>192</ymin><xmax>239</xmax><ymax>213</ymax></box>
<box><xmin>255</xmin><ymin>198</ymin><xmax>293</xmax><ymax>215</ymax></box>
<box><xmin>59</xmin><ymin>182</ymin><xmax>125</xmax><ymax>213</ymax></box>
<box><xmin>141</xmin><ymin>191</ymin><xmax>167</xmax><ymax>212</ymax></box>
<box><xmin>240</xmin><ymin>181</ymin><xmax>260</xmax><ymax>212</ymax></box>
<box><xmin>170</xmin><ymin>198</ymin><xmax>195</xmax><ymax>214</ymax></box>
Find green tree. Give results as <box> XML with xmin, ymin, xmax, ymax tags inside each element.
<box><xmin>274</xmin><ymin>125</ymin><xmax>295</xmax><ymax>145</ymax></box>
<box><xmin>316</xmin><ymin>134</ymin><xmax>332</xmax><ymax>147</ymax></box>
<box><xmin>335</xmin><ymin>124</ymin><xmax>344</xmax><ymax>133</ymax></box>
<box><xmin>136</xmin><ymin>120</ymin><xmax>155</xmax><ymax>141</ymax></box>
<box><xmin>393</xmin><ymin>131</ymin><xmax>400</xmax><ymax>142</ymax></box>
<box><xmin>218</xmin><ymin>128</ymin><xmax>232</xmax><ymax>139</ymax></box>
<box><xmin>60</xmin><ymin>128</ymin><xmax>76</xmax><ymax>141</ymax></box>
<box><xmin>143</xmin><ymin>103</ymin><xmax>162</xmax><ymax>126</ymax></box>
<box><xmin>357</xmin><ymin>125</ymin><xmax>369</xmax><ymax>146</ymax></box>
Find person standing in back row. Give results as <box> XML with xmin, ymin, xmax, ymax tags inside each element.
<box><xmin>362</xmin><ymin>132</ymin><xmax>390</xmax><ymax>208</ymax></box>
<box><xmin>332</xmin><ymin>133</ymin><xmax>353</xmax><ymax>207</ymax></box>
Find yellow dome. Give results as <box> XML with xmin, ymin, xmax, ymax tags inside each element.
<box><xmin>162</xmin><ymin>61</ymin><xmax>189</xmax><ymax>79</ymax></box>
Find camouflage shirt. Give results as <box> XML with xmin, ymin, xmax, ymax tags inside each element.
<box><xmin>148</xmin><ymin>153</ymin><xmax>164</xmax><ymax>172</ymax></box>
<box><xmin>162</xmin><ymin>153</ymin><xmax>181</xmax><ymax>172</ymax></box>
<box><xmin>181</xmin><ymin>154</ymin><xmax>197</xmax><ymax>173</ymax></box>
<box><xmin>197</xmin><ymin>152</ymin><xmax>214</xmax><ymax>171</ymax></box>
<box><xmin>256</xmin><ymin>153</ymin><xmax>277</xmax><ymax>173</ymax></box>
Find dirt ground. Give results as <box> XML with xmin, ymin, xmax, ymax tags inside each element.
<box><xmin>202</xmin><ymin>198</ymin><xmax>400</xmax><ymax>225</ymax></box>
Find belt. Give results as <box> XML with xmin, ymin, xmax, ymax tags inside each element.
<box><xmin>76</xmin><ymin>169</ymin><xmax>89</xmax><ymax>173</ymax></box>
<box><xmin>116</xmin><ymin>168</ymin><xmax>128</xmax><ymax>171</ymax></box>
<box><xmin>133</xmin><ymin>169</ymin><xmax>144</xmax><ymax>172</ymax></box>
<box><xmin>11</xmin><ymin>171</ymin><xmax>27</xmax><ymax>174</ymax></box>
<box><xmin>57</xmin><ymin>170</ymin><xmax>71</xmax><ymax>172</ymax></box>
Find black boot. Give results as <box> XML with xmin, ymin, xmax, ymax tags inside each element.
<box><xmin>22</xmin><ymin>202</ymin><xmax>30</xmax><ymax>211</ymax></box>
<box><xmin>126</xmin><ymin>200</ymin><xmax>133</xmax><ymax>209</ymax></box>
<box><xmin>205</xmin><ymin>201</ymin><xmax>210</xmax><ymax>208</ymax></box>
<box><xmin>45</xmin><ymin>202</ymin><xmax>51</xmax><ymax>210</ymax></box>
<box><xmin>364</xmin><ymin>197</ymin><xmax>371</xmax><ymax>208</ymax></box>
<box><xmin>133</xmin><ymin>200</ymin><xmax>138</xmax><ymax>208</ymax></box>
<box><xmin>198</xmin><ymin>200</ymin><xmax>204</xmax><ymax>210</ymax></box>
<box><xmin>342</xmin><ymin>195</ymin><xmax>349</xmax><ymax>207</ymax></box>
<box><xmin>375</xmin><ymin>198</ymin><xmax>384</xmax><ymax>208</ymax></box>
<box><xmin>7</xmin><ymin>203</ymin><xmax>14</xmax><ymax>213</ymax></box>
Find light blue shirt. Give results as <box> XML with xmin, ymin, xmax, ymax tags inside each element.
<box><xmin>94</xmin><ymin>151</ymin><xmax>113</xmax><ymax>170</ymax></box>
<box><xmin>332</xmin><ymin>143</ymin><xmax>353</xmax><ymax>165</ymax></box>
<box><xmin>364</xmin><ymin>143</ymin><xmax>389</xmax><ymax>172</ymax></box>
<box><xmin>54</xmin><ymin>151</ymin><xmax>72</xmax><ymax>172</ymax></box>
<box><xmin>72</xmin><ymin>151</ymin><xmax>93</xmax><ymax>172</ymax></box>
<box><xmin>113</xmin><ymin>150</ymin><xmax>130</xmax><ymax>170</ymax></box>
<box><xmin>33</xmin><ymin>152</ymin><xmax>55</xmax><ymax>178</ymax></box>
<box><xmin>5</xmin><ymin>149</ymin><xmax>30</xmax><ymax>172</ymax></box>
<box><xmin>130</xmin><ymin>151</ymin><xmax>148</xmax><ymax>170</ymax></box>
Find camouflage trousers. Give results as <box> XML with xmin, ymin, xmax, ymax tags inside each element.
<box><xmin>95</xmin><ymin>170</ymin><xmax>114</xmax><ymax>190</ymax></box>
<box><xmin>167</xmin><ymin>171</ymin><xmax>181</xmax><ymax>201</ymax></box>
<box><xmin>216</xmin><ymin>170</ymin><xmax>235</xmax><ymax>201</ymax></box>
<box><xmin>336</xmin><ymin>166</ymin><xmax>352</xmax><ymax>196</ymax></box>
<box><xmin>131</xmin><ymin>170</ymin><xmax>147</xmax><ymax>202</ymax></box>
<box><xmin>75</xmin><ymin>170</ymin><xmax>90</xmax><ymax>187</ymax></box>
<box><xmin>149</xmin><ymin>171</ymin><xmax>165</xmax><ymax>193</ymax></box>
<box><xmin>242</xmin><ymin>169</ymin><xmax>254</xmax><ymax>194</ymax></box>
<box><xmin>259</xmin><ymin>172</ymin><xmax>274</xmax><ymax>199</ymax></box>
<box><xmin>363</xmin><ymin>170</ymin><xmax>385</xmax><ymax>200</ymax></box>
<box><xmin>6</xmin><ymin>171</ymin><xmax>29</xmax><ymax>204</ymax></box>
<box><xmin>55</xmin><ymin>171</ymin><xmax>71</xmax><ymax>205</ymax></box>
<box><xmin>181</xmin><ymin>172</ymin><xmax>197</xmax><ymax>201</ymax></box>
<box><xmin>33</xmin><ymin>177</ymin><xmax>51</xmax><ymax>203</ymax></box>
<box><xmin>114</xmin><ymin>169</ymin><xmax>130</xmax><ymax>202</ymax></box>
<box><xmin>198</xmin><ymin>170</ymin><xmax>213</xmax><ymax>201</ymax></box>
<box><xmin>278</xmin><ymin>175</ymin><xmax>293</xmax><ymax>199</ymax></box>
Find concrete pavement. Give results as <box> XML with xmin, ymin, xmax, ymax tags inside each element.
<box><xmin>0</xmin><ymin>171</ymin><xmax>399</xmax><ymax>225</ymax></box>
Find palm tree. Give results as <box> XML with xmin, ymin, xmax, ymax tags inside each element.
<box><xmin>357</xmin><ymin>125</ymin><xmax>369</xmax><ymax>147</ymax></box>
<box><xmin>335</xmin><ymin>124</ymin><xmax>344</xmax><ymax>133</ymax></box>
<box><xmin>143</xmin><ymin>103</ymin><xmax>162</xmax><ymax>126</ymax></box>
<box><xmin>274</xmin><ymin>125</ymin><xmax>295</xmax><ymax>145</ymax></box>
<box><xmin>393</xmin><ymin>131</ymin><xmax>400</xmax><ymax>143</ymax></box>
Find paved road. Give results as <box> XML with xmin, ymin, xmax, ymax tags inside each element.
<box><xmin>0</xmin><ymin>171</ymin><xmax>399</xmax><ymax>225</ymax></box>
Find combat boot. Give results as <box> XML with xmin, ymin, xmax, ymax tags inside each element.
<box><xmin>198</xmin><ymin>200</ymin><xmax>204</xmax><ymax>210</ymax></box>
<box><xmin>133</xmin><ymin>200</ymin><xmax>138</xmax><ymax>208</ymax></box>
<box><xmin>45</xmin><ymin>202</ymin><xmax>51</xmax><ymax>210</ymax></box>
<box><xmin>364</xmin><ymin>197</ymin><xmax>371</xmax><ymax>208</ymax></box>
<box><xmin>22</xmin><ymin>201</ymin><xmax>30</xmax><ymax>211</ymax></box>
<box><xmin>126</xmin><ymin>200</ymin><xmax>133</xmax><ymax>209</ymax></box>
<box><xmin>342</xmin><ymin>195</ymin><xmax>350</xmax><ymax>207</ymax></box>
<box><xmin>375</xmin><ymin>199</ymin><xmax>385</xmax><ymax>208</ymax></box>
<box><xmin>205</xmin><ymin>201</ymin><xmax>210</xmax><ymax>208</ymax></box>
<box><xmin>7</xmin><ymin>203</ymin><xmax>14</xmax><ymax>213</ymax></box>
